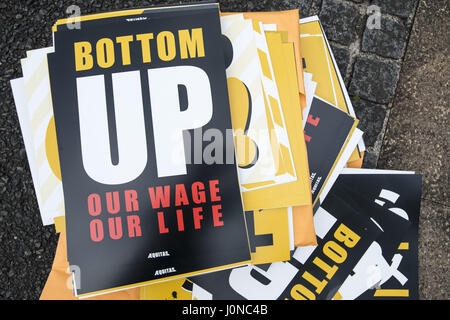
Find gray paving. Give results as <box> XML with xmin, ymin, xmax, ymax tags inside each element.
<box><xmin>377</xmin><ymin>0</ymin><xmax>450</xmax><ymax>299</ymax></box>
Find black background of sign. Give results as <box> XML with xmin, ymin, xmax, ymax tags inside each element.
<box><xmin>329</xmin><ymin>183</ymin><xmax>411</xmax><ymax>260</ymax></box>
<box><xmin>336</xmin><ymin>173</ymin><xmax>422</xmax><ymax>299</ymax></box>
<box><xmin>281</xmin><ymin>193</ymin><xmax>382</xmax><ymax>300</ymax></box>
<box><xmin>48</xmin><ymin>4</ymin><xmax>250</xmax><ymax>295</ymax></box>
<box><xmin>189</xmin><ymin>173</ymin><xmax>422</xmax><ymax>300</ymax></box>
<box><xmin>189</xmin><ymin>192</ymin><xmax>381</xmax><ymax>300</ymax></box>
<box><xmin>304</xmin><ymin>97</ymin><xmax>356</xmax><ymax>205</ymax></box>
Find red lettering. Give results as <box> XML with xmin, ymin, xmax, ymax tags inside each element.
<box><xmin>106</xmin><ymin>191</ymin><xmax>120</xmax><ymax>214</ymax></box>
<box><xmin>212</xmin><ymin>204</ymin><xmax>224</xmax><ymax>227</ymax></box>
<box><xmin>148</xmin><ymin>186</ymin><xmax>171</xmax><ymax>209</ymax></box>
<box><xmin>176</xmin><ymin>209</ymin><xmax>185</xmax><ymax>231</ymax></box>
<box><xmin>90</xmin><ymin>219</ymin><xmax>104</xmax><ymax>242</ymax></box>
<box><xmin>124</xmin><ymin>190</ymin><xmax>139</xmax><ymax>212</ymax></box>
<box><xmin>127</xmin><ymin>215</ymin><xmax>142</xmax><ymax>237</ymax></box>
<box><xmin>87</xmin><ymin>193</ymin><xmax>102</xmax><ymax>216</ymax></box>
<box><xmin>307</xmin><ymin>114</ymin><xmax>320</xmax><ymax>126</ymax></box>
<box><xmin>304</xmin><ymin>131</ymin><xmax>311</xmax><ymax>142</ymax></box>
<box><xmin>192</xmin><ymin>182</ymin><xmax>206</xmax><ymax>204</ymax></box>
<box><xmin>175</xmin><ymin>184</ymin><xmax>189</xmax><ymax>206</ymax></box>
<box><xmin>108</xmin><ymin>217</ymin><xmax>123</xmax><ymax>240</ymax></box>
<box><xmin>193</xmin><ymin>207</ymin><xmax>204</xmax><ymax>229</ymax></box>
<box><xmin>209</xmin><ymin>180</ymin><xmax>221</xmax><ymax>202</ymax></box>
<box><xmin>157</xmin><ymin>211</ymin><xmax>169</xmax><ymax>233</ymax></box>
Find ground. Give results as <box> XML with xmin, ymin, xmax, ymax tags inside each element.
<box><xmin>0</xmin><ymin>0</ymin><xmax>448</xmax><ymax>299</ymax></box>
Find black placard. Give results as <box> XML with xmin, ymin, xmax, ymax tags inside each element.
<box><xmin>48</xmin><ymin>3</ymin><xmax>250</xmax><ymax>296</ymax></box>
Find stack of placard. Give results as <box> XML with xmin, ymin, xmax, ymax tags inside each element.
<box><xmin>9</xmin><ymin>2</ymin><xmax>421</xmax><ymax>300</ymax></box>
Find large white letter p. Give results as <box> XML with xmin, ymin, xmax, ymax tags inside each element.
<box><xmin>148</xmin><ymin>66</ymin><xmax>213</xmax><ymax>178</ymax></box>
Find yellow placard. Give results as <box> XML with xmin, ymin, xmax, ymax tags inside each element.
<box><xmin>299</xmin><ymin>19</ymin><xmax>362</xmax><ymax>163</ymax></box>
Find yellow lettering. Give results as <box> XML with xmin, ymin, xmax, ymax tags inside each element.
<box><xmin>116</xmin><ymin>35</ymin><xmax>134</xmax><ymax>65</ymax></box>
<box><xmin>313</xmin><ymin>257</ymin><xmax>338</xmax><ymax>279</ymax></box>
<box><xmin>96</xmin><ymin>38</ymin><xmax>115</xmax><ymax>68</ymax></box>
<box><xmin>323</xmin><ymin>241</ymin><xmax>347</xmax><ymax>264</ymax></box>
<box><xmin>334</xmin><ymin>224</ymin><xmax>360</xmax><ymax>248</ymax></box>
<box><xmin>74</xmin><ymin>42</ymin><xmax>93</xmax><ymax>71</ymax></box>
<box><xmin>178</xmin><ymin>28</ymin><xmax>205</xmax><ymax>59</ymax></box>
<box><xmin>302</xmin><ymin>271</ymin><xmax>327</xmax><ymax>294</ymax></box>
<box><xmin>74</xmin><ymin>28</ymin><xmax>204</xmax><ymax>71</ymax></box>
<box><xmin>136</xmin><ymin>33</ymin><xmax>154</xmax><ymax>63</ymax></box>
<box><xmin>290</xmin><ymin>284</ymin><xmax>316</xmax><ymax>300</ymax></box>
<box><xmin>157</xmin><ymin>31</ymin><xmax>176</xmax><ymax>61</ymax></box>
